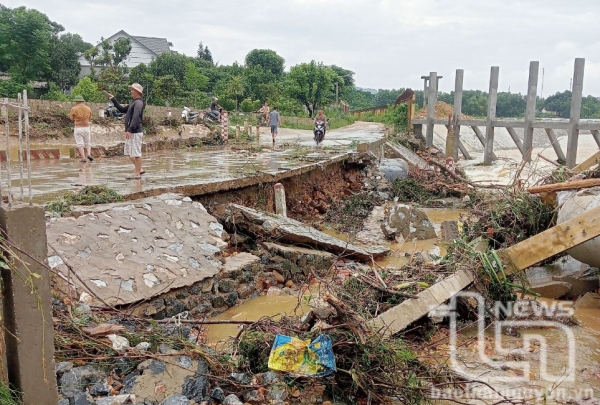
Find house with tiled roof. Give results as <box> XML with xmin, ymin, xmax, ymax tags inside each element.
<box><xmin>78</xmin><ymin>30</ymin><xmax>172</xmax><ymax>78</ymax></box>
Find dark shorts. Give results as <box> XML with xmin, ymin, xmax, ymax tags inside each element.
<box><xmin>271</xmin><ymin>125</ymin><xmax>278</xmax><ymax>134</ymax></box>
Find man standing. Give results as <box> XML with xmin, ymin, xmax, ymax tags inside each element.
<box><xmin>105</xmin><ymin>84</ymin><xmax>145</xmax><ymax>179</ymax></box>
<box><xmin>268</xmin><ymin>106</ymin><xmax>281</xmax><ymax>147</ymax></box>
<box><xmin>69</xmin><ymin>95</ymin><xmax>93</xmax><ymax>163</ymax></box>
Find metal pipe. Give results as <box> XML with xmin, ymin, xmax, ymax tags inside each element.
<box><xmin>17</xmin><ymin>93</ymin><xmax>24</xmax><ymax>200</ymax></box>
<box><xmin>24</xmin><ymin>90</ymin><xmax>32</xmax><ymax>205</ymax></box>
<box><xmin>2</xmin><ymin>100</ymin><xmax>11</xmax><ymax>206</ymax></box>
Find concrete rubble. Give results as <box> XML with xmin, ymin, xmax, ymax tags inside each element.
<box><xmin>223</xmin><ymin>204</ymin><xmax>390</xmax><ymax>261</ymax></box>
<box><xmin>557</xmin><ymin>187</ymin><xmax>600</xmax><ymax>268</ymax></box>
<box><xmin>383</xmin><ymin>203</ymin><xmax>437</xmax><ymax>241</ymax></box>
<box><xmin>46</xmin><ymin>194</ymin><xmax>242</xmax><ymax>306</ymax></box>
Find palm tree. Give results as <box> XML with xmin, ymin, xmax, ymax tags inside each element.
<box><xmin>227</xmin><ymin>75</ymin><xmax>244</xmax><ymax>113</ymax></box>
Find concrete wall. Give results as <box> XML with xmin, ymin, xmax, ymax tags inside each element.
<box><xmin>0</xmin><ymin>204</ymin><xmax>57</xmax><ymax>405</ymax></box>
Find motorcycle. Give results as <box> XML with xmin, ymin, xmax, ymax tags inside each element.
<box><xmin>256</xmin><ymin>110</ymin><xmax>268</xmax><ymax>126</ymax></box>
<box><xmin>313</xmin><ymin>120</ymin><xmax>326</xmax><ymax>146</ymax></box>
<box><xmin>181</xmin><ymin>106</ymin><xmax>200</xmax><ymax>124</ymax></box>
<box><xmin>104</xmin><ymin>101</ymin><xmax>123</xmax><ymax>119</ymax></box>
<box><xmin>202</xmin><ymin>108</ymin><xmax>221</xmax><ymax>125</ymax></box>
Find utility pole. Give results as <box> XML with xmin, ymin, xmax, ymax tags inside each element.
<box><xmin>335</xmin><ymin>82</ymin><xmax>339</xmax><ymax>105</ymax></box>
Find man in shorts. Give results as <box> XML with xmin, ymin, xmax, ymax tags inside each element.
<box><xmin>69</xmin><ymin>95</ymin><xmax>93</xmax><ymax>163</ymax></box>
<box><xmin>268</xmin><ymin>106</ymin><xmax>281</xmax><ymax>147</ymax></box>
<box><xmin>105</xmin><ymin>84</ymin><xmax>145</xmax><ymax>179</ymax></box>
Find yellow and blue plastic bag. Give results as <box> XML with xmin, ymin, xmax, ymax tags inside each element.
<box><xmin>267</xmin><ymin>334</ymin><xmax>336</xmax><ymax>377</ymax></box>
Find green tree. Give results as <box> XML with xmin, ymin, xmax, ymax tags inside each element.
<box><xmin>245</xmin><ymin>49</ymin><xmax>285</xmax><ymax>76</ymax></box>
<box><xmin>544</xmin><ymin>91</ymin><xmax>571</xmax><ymax>118</ymax></box>
<box><xmin>71</xmin><ymin>76</ymin><xmax>103</xmax><ymax>103</ymax></box>
<box><xmin>84</xmin><ymin>37</ymin><xmax>132</xmax><ymax>74</ymax></box>
<box><xmin>48</xmin><ymin>33</ymin><xmax>83</xmax><ymax>90</ymax></box>
<box><xmin>0</xmin><ymin>6</ymin><xmax>56</xmax><ymax>83</ymax></box>
<box><xmin>346</xmin><ymin>87</ymin><xmax>374</xmax><ymax>110</ymax></box>
<box><xmin>184</xmin><ymin>62</ymin><xmax>209</xmax><ymax>108</ymax></box>
<box><xmin>226</xmin><ymin>75</ymin><xmax>244</xmax><ymax>111</ymax></box>
<box><xmin>153</xmin><ymin>75</ymin><xmax>179</xmax><ymax>106</ymax></box>
<box><xmin>286</xmin><ymin>61</ymin><xmax>338</xmax><ymax>117</ymax></box>
<box><xmin>329</xmin><ymin>65</ymin><xmax>355</xmax><ymax>101</ymax></box>
<box><xmin>197</xmin><ymin>41</ymin><xmax>213</xmax><ymax>64</ymax></box>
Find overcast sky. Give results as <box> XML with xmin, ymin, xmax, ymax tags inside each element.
<box><xmin>5</xmin><ymin>0</ymin><xmax>600</xmax><ymax>96</ymax></box>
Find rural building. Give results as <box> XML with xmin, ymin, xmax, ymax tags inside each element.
<box><xmin>78</xmin><ymin>30</ymin><xmax>172</xmax><ymax>78</ymax></box>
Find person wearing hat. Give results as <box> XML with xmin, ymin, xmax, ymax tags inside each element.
<box><xmin>210</xmin><ymin>96</ymin><xmax>221</xmax><ymax>121</ymax></box>
<box><xmin>69</xmin><ymin>95</ymin><xmax>94</xmax><ymax>163</ymax></box>
<box><xmin>104</xmin><ymin>83</ymin><xmax>145</xmax><ymax>179</ymax></box>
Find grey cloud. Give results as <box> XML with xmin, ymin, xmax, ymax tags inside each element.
<box><xmin>4</xmin><ymin>0</ymin><xmax>600</xmax><ymax>94</ymax></box>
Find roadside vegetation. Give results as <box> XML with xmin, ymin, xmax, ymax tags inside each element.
<box><xmin>45</xmin><ymin>185</ymin><xmax>123</xmax><ymax>216</ymax></box>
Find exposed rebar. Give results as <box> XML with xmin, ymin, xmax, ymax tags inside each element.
<box><xmin>3</xmin><ymin>99</ymin><xmax>12</xmax><ymax>206</ymax></box>
<box><xmin>24</xmin><ymin>90</ymin><xmax>32</xmax><ymax>205</ymax></box>
<box><xmin>18</xmin><ymin>93</ymin><xmax>24</xmax><ymax>200</ymax></box>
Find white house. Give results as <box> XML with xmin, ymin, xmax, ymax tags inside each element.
<box><xmin>78</xmin><ymin>30</ymin><xmax>171</xmax><ymax>78</ymax></box>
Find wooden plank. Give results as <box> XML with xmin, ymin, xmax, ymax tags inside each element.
<box><xmin>573</xmin><ymin>150</ymin><xmax>600</xmax><ymax>173</ymax></box>
<box><xmin>499</xmin><ymin>205</ymin><xmax>600</xmax><ymax>275</ymax></box>
<box><xmin>545</xmin><ymin>128</ymin><xmax>567</xmax><ymax>163</ymax></box>
<box><xmin>527</xmin><ymin>178</ymin><xmax>600</xmax><ymax>194</ymax></box>
<box><xmin>506</xmin><ymin>127</ymin><xmax>524</xmax><ymax>155</ymax></box>
<box><xmin>371</xmin><ymin>270</ymin><xmax>474</xmax><ymax>336</ymax></box>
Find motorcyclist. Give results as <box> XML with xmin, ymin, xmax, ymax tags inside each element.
<box><xmin>258</xmin><ymin>102</ymin><xmax>270</xmax><ymax>125</ymax></box>
<box><xmin>314</xmin><ymin>109</ymin><xmax>328</xmax><ymax>138</ymax></box>
<box><xmin>210</xmin><ymin>97</ymin><xmax>221</xmax><ymax>121</ymax></box>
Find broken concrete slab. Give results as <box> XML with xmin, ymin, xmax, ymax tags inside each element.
<box><xmin>574</xmin><ymin>293</ymin><xmax>600</xmax><ymax>310</ymax></box>
<box><xmin>557</xmin><ymin>187</ymin><xmax>600</xmax><ymax>268</ymax></box>
<box><xmin>386</xmin><ymin>204</ymin><xmax>437</xmax><ymax>241</ymax></box>
<box><xmin>378</xmin><ymin>158</ymin><xmax>409</xmax><ymax>183</ymax></box>
<box><xmin>263</xmin><ymin>242</ymin><xmax>334</xmax><ymax>267</ymax></box>
<box><xmin>224</xmin><ymin>204</ymin><xmax>389</xmax><ymax>261</ymax></box>
<box><xmin>525</xmin><ymin>256</ymin><xmax>597</xmax><ymax>299</ymax></box>
<box><xmin>371</xmin><ymin>270</ymin><xmax>474</xmax><ymax>337</ymax></box>
<box><xmin>47</xmin><ymin>195</ymin><xmax>227</xmax><ymax>306</ymax></box>
<box><xmin>385</xmin><ymin>142</ymin><xmax>430</xmax><ymax>170</ymax></box>
<box><xmin>529</xmin><ymin>281</ymin><xmax>572</xmax><ymax>299</ymax></box>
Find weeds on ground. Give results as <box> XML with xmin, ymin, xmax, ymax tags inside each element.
<box><xmin>46</xmin><ymin>185</ymin><xmax>123</xmax><ymax>216</ymax></box>
<box><xmin>236</xmin><ymin>317</ymin><xmax>433</xmax><ymax>404</ymax></box>
<box><xmin>0</xmin><ymin>383</ymin><xmax>20</xmax><ymax>405</ymax></box>
<box><xmin>323</xmin><ymin>193</ymin><xmax>381</xmax><ymax>234</ymax></box>
<box><xmin>463</xmin><ymin>191</ymin><xmax>554</xmax><ymax>249</ymax></box>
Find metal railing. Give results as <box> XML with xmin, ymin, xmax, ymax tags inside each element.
<box><xmin>1</xmin><ymin>90</ymin><xmax>32</xmax><ymax>206</ymax></box>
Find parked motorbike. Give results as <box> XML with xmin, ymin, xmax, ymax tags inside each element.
<box><xmin>181</xmin><ymin>106</ymin><xmax>200</xmax><ymax>124</ymax></box>
<box><xmin>314</xmin><ymin>120</ymin><xmax>326</xmax><ymax>146</ymax></box>
<box><xmin>104</xmin><ymin>102</ymin><xmax>123</xmax><ymax>119</ymax></box>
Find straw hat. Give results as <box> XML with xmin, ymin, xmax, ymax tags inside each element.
<box><xmin>129</xmin><ymin>83</ymin><xmax>144</xmax><ymax>94</ymax></box>
<box><xmin>73</xmin><ymin>95</ymin><xmax>85</xmax><ymax>102</ymax></box>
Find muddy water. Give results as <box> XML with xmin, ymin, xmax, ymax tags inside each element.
<box><xmin>2</xmin><ymin>122</ymin><xmax>386</xmax><ymax>203</ymax></box>
<box><xmin>427</xmin><ymin>298</ymin><xmax>600</xmax><ymax>404</ymax></box>
<box><xmin>323</xmin><ymin>207</ymin><xmax>464</xmax><ymax>268</ymax></box>
<box><xmin>206</xmin><ymin>295</ymin><xmax>308</xmax><ymax>346</ymax></box>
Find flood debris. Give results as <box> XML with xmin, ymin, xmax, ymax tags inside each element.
<box><xmin>222</xmin><ymin>203</ymin><xmax>390</xmax><ymax>261</ymax></box>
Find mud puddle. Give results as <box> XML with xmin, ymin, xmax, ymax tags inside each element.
<box><xmin>323</xmin><ymin>207</ymin><xmax>464</xmax><ymax>268</ymax></box>
<box><xmin>206</xmin><ymin>295</ymin><xmax>308</xmax><ymax>347</ymax></box>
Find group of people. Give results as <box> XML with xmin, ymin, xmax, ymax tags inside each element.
<box><xmin>69</xmin><ymin>87</ymin><xmax>330</xmax><ymax>180</ymax></box>
<box><xmin>259</xmin><ymin>102</ymin><xmax>328</xmax><ymax>146</ymax></box>
<box><xmin>69</xmin><ymin>82</ymin><xmax>146</xmax><ymax>180</ymax></box>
